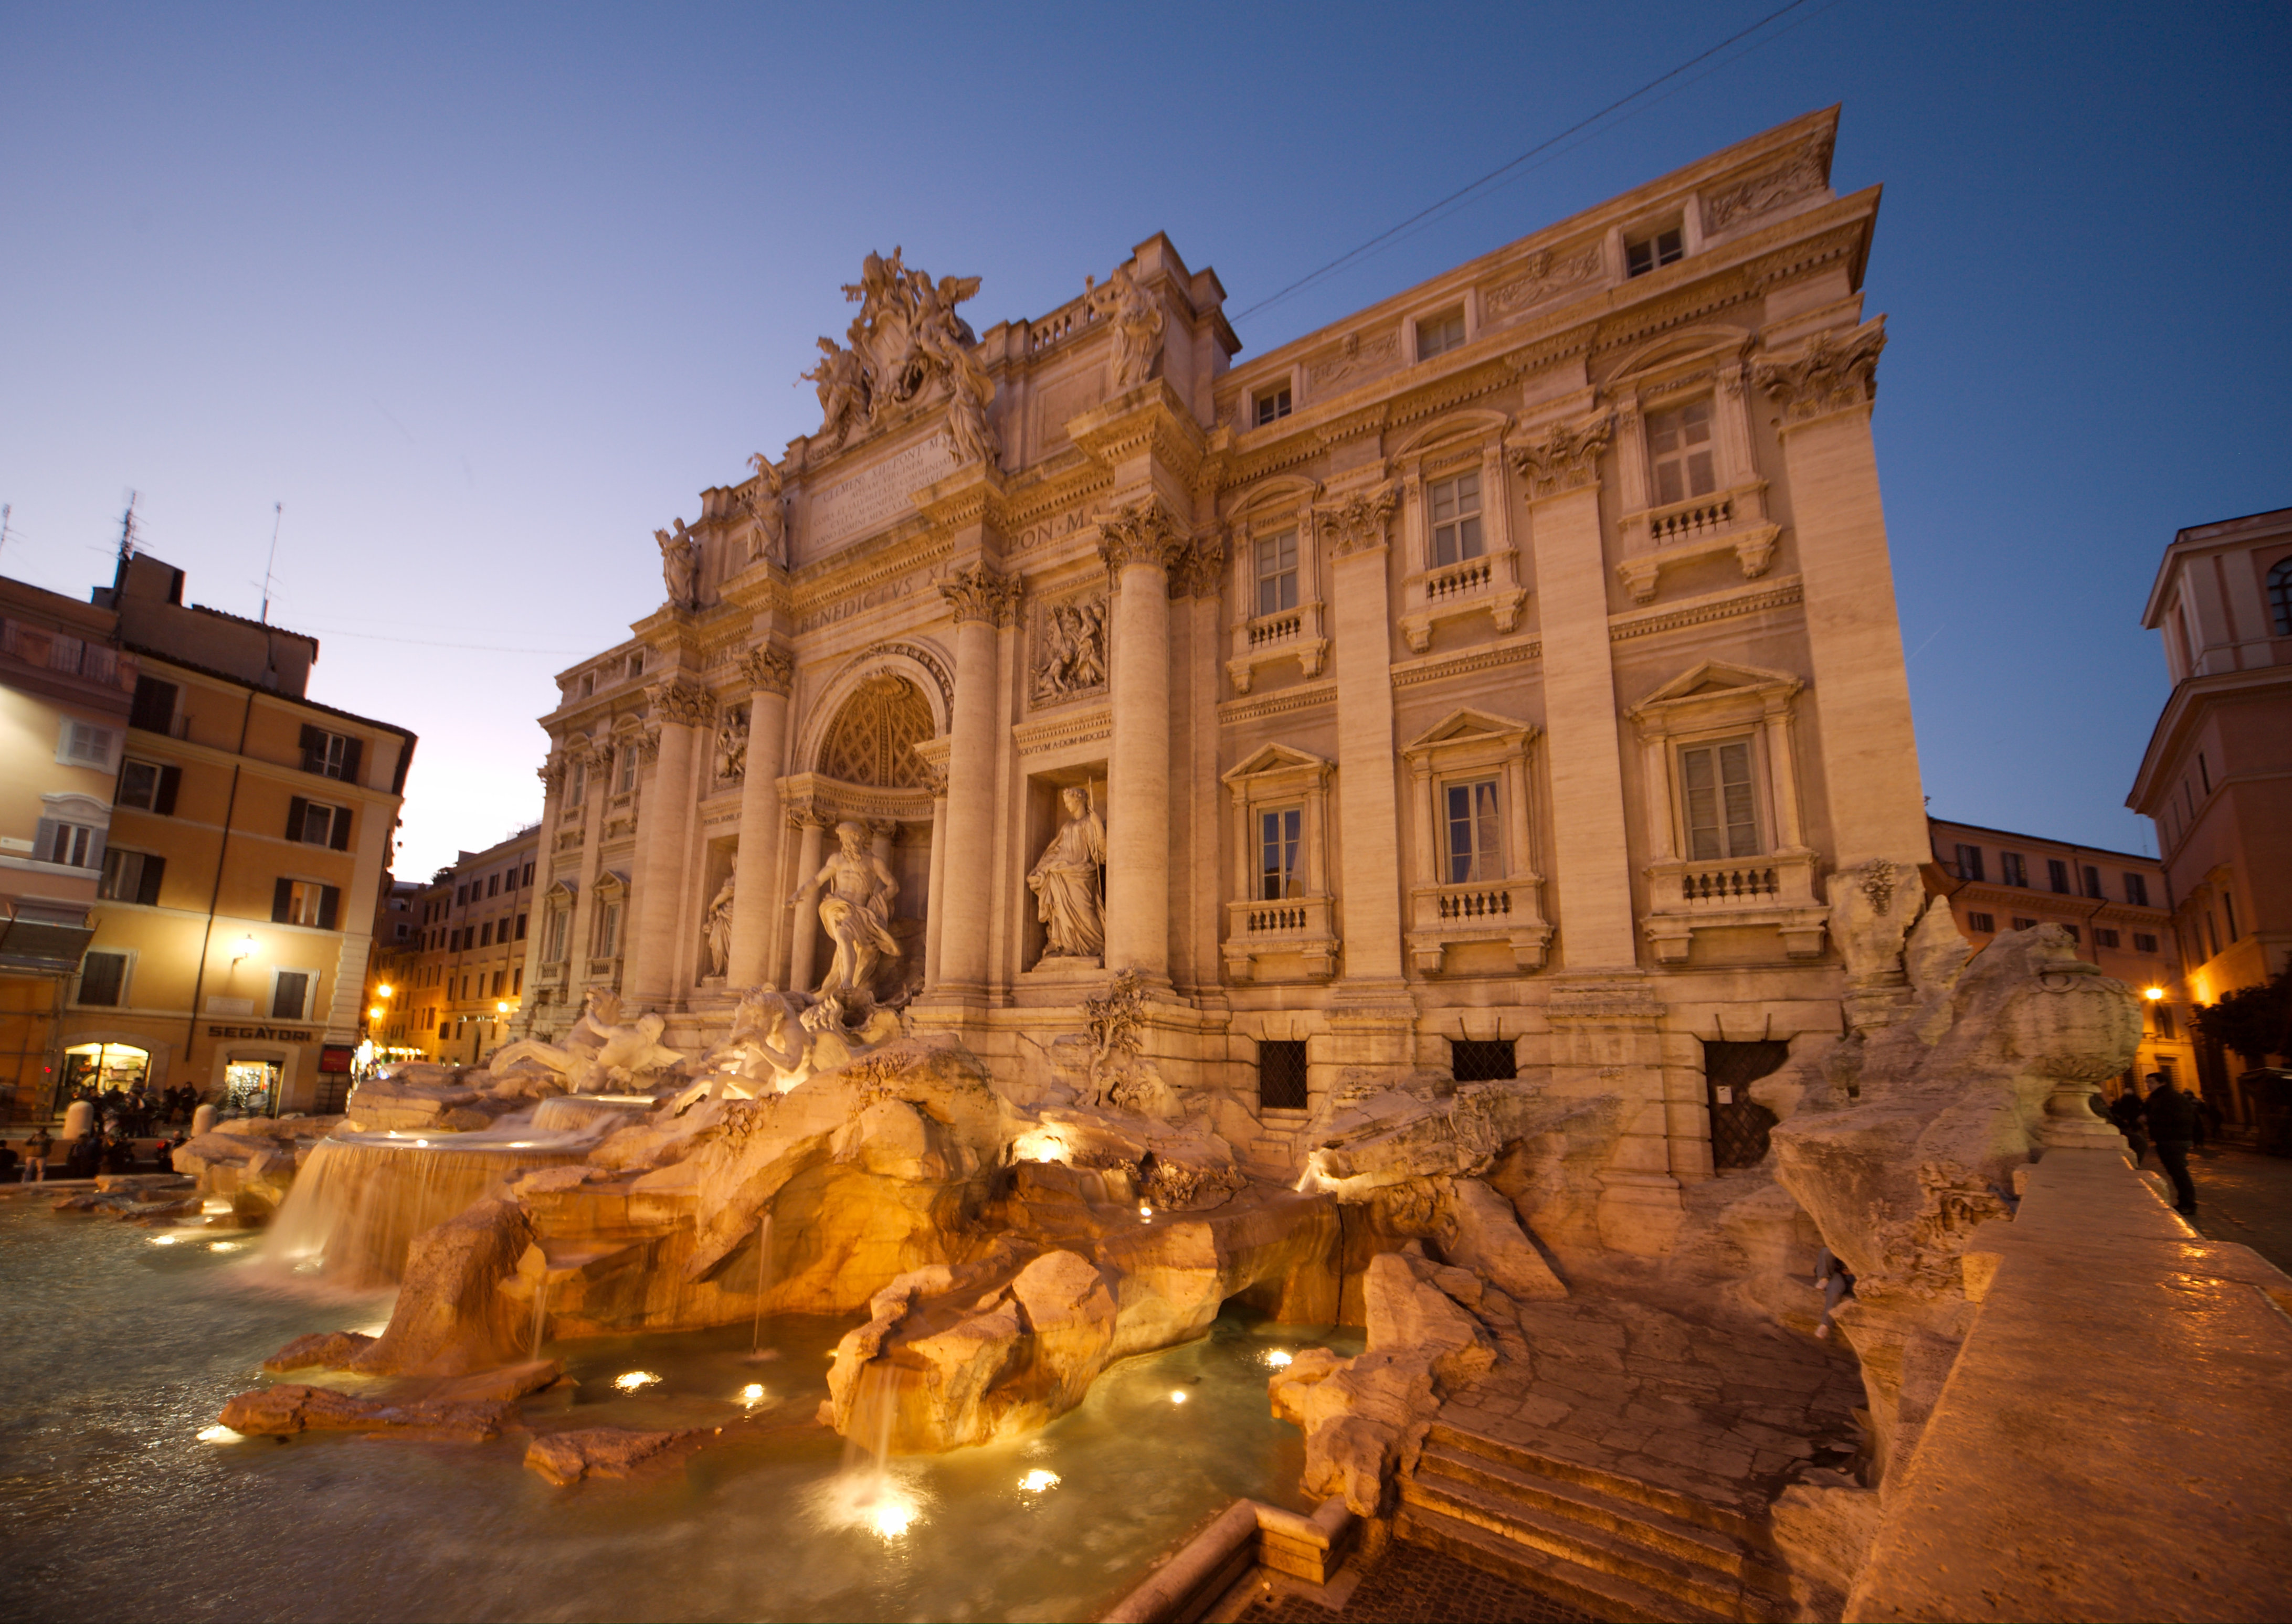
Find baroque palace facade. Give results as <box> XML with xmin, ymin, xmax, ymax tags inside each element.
<box><xmin>518</xmin><ymin>108</ymin><xmax>1928</xmax><ymax>1246</ymax></box>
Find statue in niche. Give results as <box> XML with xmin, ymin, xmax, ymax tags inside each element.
<box><xmin>1030</xmin><ymin>599</ymin><xmax>1107</xmax><ymax>704</ymax></box>
<box><xmin>790</xmin><ymin>820</ymin><xmax>901</xmax><ymax>995</ymax></box>
<box><xmin>715</xmin><ymin>706</ymin><xmax>748</xmax><ymax>783</ymax></box>
<box><xmin>1028</xmin><ymin>786</ymin><xmax>1106</xmax><ymax>961</ymax></box>
<box><xmin>743</xmin><ymin>454</ymin><xmax>786</xmax><ymax>566</ymax></box>
<box><xmin>1084</xmin><ymin>262</ymin><xmax>1164</xmax><ymax>391</ymax></box>
<box><xmin>654</xmin><ymin>521</ymin><xmax>701</xmax><ymax>608</ymax></box>
<box><xmin>702</xmin><ymin>873</ymin><xmax>736</xmax><ymax>979</ymax></box>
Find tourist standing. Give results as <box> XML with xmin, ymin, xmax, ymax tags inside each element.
<box><xmin>2108</xmin><ymin>1088</ymin><xmax>2150</xmax><ymax>1165</ymax></box>
<box><xmin>2142</xmin><ymin>1071</ymin><xmax>2200</xmax><ymax>1217</ymax></box>
<box><xmin>26</xmin><ymin>1128</ymin><xmax>50</xmax><ymax>1183</ymax></box>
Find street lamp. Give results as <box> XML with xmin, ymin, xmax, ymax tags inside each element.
<box><xmin>2144</xmin><ymin>986</ymin><xmax>2166</xmax><ymax>1001</ymax></box>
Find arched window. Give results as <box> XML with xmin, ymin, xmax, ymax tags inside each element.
<box><xmin>818</xmin><ymin>674</ymin><xmax>933</xmax><ymax>787</ymax></box>
<box><xmin>2268</xmin><ymin>557</ymin><xmax>2292</xmax><ymax>637</ymax></box>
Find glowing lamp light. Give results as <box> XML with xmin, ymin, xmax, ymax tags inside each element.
<box><xmin>149</xmin><ymin>1234</ymin><xmax>178</xmax><ymax>1247</ymax></box>
<box><xmin>614</xmin><ymin>1370</ymin><xmax>661</xmax><ymax>1393</ymax></box>
<box><xmin>870</xmin><ymin>1501</ymin><xmax>915</xmax><ymax>1540</ymax></box>
<box><xmin>495</xmin><ymin>1000</ymin><xmax>510</xmax><ymax>1015</ymax></box>
<box><xmin>1012</xmin><ymin>1129</ymin><xmax>1066</xmax><ymax>1164</ymax></box>
<box><xmin>1019</xmin><ymin>1469</ymin><xmax>1061</xmax><ymax>1493</ymax></box>
<box><xmin>196</xmin><ymin>1426</ymin><xmax>243</xmax><ymax>1444</ymax></box>
<box><xmin>368</xmin><ymin>1005</ymin><xmax>385</xmax><ymax>1022</ymax></box>
<box><xmin>1138</xmin><ymin>1204</ymin><xmax>1153</xmax><ymax>1220</ymax></box>
<box><xmin>377</xmin><ymin>983</ymin><xmax>394</xmax><ymax>998</ymax></box>
<box><xmin>209</xmin><ymin>1241</ymin><xmax>241</xmax><ymax>1254</ymax></box>
<box><xmin>738</xmin><ymin>1383</ymin><xmax>766</xmax><ymax>1407</ymax></box>
<box><xmin>1265</xmin><ymin>1350</ymin><xmax>1293</xmax><ymax>1370</ymax></box>
<box><xmin>231</xmin><ymin>934</ymin><xmax>258</xmax><ymax>962</ymax></box>
<box><xmin>2145</xmin><ymin>986</ymin><xmax>2166</xmax><ymax>1001</ymax></box>
<box><xmin>1169</xmin><ymin>1389</ymin><xmax>1188</xmax><ymax>1405</ymax></box>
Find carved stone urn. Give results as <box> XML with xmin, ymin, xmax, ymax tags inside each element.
<box><xmin>2000</xmin><ymin>950</ymin><xmax>2143</xmax><ymax>1150</ymax></box>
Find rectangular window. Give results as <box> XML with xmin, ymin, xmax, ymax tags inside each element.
<box><xmin>1952</xmin><ymin>843</ymin><xmax>1984</xmax><ymax>882</ymax></box>
<box><xmin>298</xmin><ymin>725</ymin><xmax>362</xmax><ymax>783</ymax></box>
<box><xmin>1257</xmin><ymin>1040</ymin><xmax>1308</xmax><ymax>1110</ymax></box>
<box><xmin>2094</xmin><ymin>927</ymin><xmax>2121</xmax><ymax>949</ymax></box>
<box><xmin>2046</xmin><ymin>858</ymin><xmax>2071</xmax><ymax>895</ymax></box>
<box><xmin>272</xmin><ymin>878</ymin><xmax>340</xmax><ymax>930</ymax></box>
<box><xmin>62</xmin><ymin>720</ymin><xmax>117</xmax><ymax>768</ymax></box>
<box><xmin>2124</xmin><ymin>872</ymin><xmax>2150</xmax><ymax>907</ymax></box>
<box><xmin>2224</xmin><ymin>893</ymin><xmax>2240</xmax><ymax>940</ymax></box>
<box><xmin>1444</xmin><ymin>779</ymin><xmax>1503</xmax><ymax>884</ymax></box>
<box><xmin>2082</xmin><ymin>865</ymin><xmax>2103</xmax><ymax>900</ymax></box>
<box><xmin>1254</xmin><ymin>386</ymin><xmax>1292</xmax><ymax>428</ymax></box>
<box><xmin>547</xmin><ymin>911</ymin><xmax>569</xmax><ymax>962</ymax></box>
<box><xmin>491</xmin><ymin>970</ymin><xmax>505</xmax><ymax>997</ymax></box>
<box><xmin>1625</xmin><ymin>226</ymin><xmax>1684</xmax><ymax>277</ymax></box>
<box><xmin>270</xmin><ymin>970</ymin><xmax>311</xmax><ymax>1021</ymax></box>
<box><xmin>77</xmin><ymin>950</ymin><xmax>129</xmax><ymax>1007</ymax></box>
<box><xmin>2010</xmin><ymin>916</ymin><xmax>2037</xmax><ymax>930</ymax></box>
<box><xmin>1427</xmin><ymin>471</ymin><xmax>1484</xmax><ymax>567</ymax></box>
<box><xmin>116</xmin><ymin>758</ymin><xmax>181</xmax><ymax>814</ymax></box>
<box><xmin>1967</xmin><ymin>911</ymin><xmax>1995</xmax><ymax>933</ymax></box>
<box><xmin>521</xmin><ymin>862</ymin><xmax>534</xmax><ymax>887</ymax></box>
<box><xmin>488</xmin><ymin>874</ymin><xmax>500</xmax><ymax>898</ymax></box>
<box><xmin>44</xmin><ymin>821</ymin><xmax>99</xmax><ymax>867</ymax></box>
<box><xmin>456</xmin><ymin>883</ymin><xmax>469</xmax><ymax>906</ymax></box>
<box><xmin>514</xmin><ymin>913</ymin><xmax>528</xmax><ymax>941</ymax></box>
<box><xmin>2154</xmin><ymin>1003</ymin><xmax>2176</xmax><ymax>1039</ymax></box>
<box><xmin>2000</xmin><ymin>853</ymin><xmax>2029</xmax><ymax>887</ymax></box>
<box><xmin>1254</xmin><ymin>530</ymin><xmax>1299</xmax><ymax>618</ymax></box>
<box><xmin>596</xmin><ymin>901</ymin><xmax>621</xmax><ymax>959</ymax></box>
<box><xmin>627</xmin><ymin>653</ymin><xmax>644</xmax><ymax>681</ymax></box>
<box><xmin>567</xmin><ymin>760</ymin><xmax>588</xmax><ymax>806</ymax></box>
<box><xmin>1645</xmin><ymin>399</ymin><xmax>1716</xmax><ymax>506</ymax></box>
<box><xmin>286</xmin><ymin>796</ymin><xmax>348</xmax><ymax>849</ymax></box>
<box><xmin>479</xmin><ymin>921</ymin><xmax>493</xmax><ymax>947</ymax></box>
<box><xmin>2133</xmin><ymin>932</ymin><xmax>2159</xmax><ymax>953</ymax></box>
<box><xmin>1258</xmin><ymin>808</ymin><xmax>1303</xmax><ymax>901</ymax></box>
<box><xmin>1416</xmin><ymin>309</ymin><xmax>1466</xmax><ymax>360</ymax></box>
<box><xmin>97</xmin><ymin>848</ymin><xmax>165</xmax><ymax>906</ymax></box>
<box><xmin>1681</xmin><ymin>739</ymin><xmax>1759</xmax><ymax>861</ymax></box>
<box><xmin>1450</xmin><ymin>1038</ymin><xmax>1516</xmax><ymax>1082</ymax></box>
<box><xmin>614</xmin><ymin>748</ymin><xmax>637</xmax><ymax>794</ymax></box>
<box><xmin>129</xmin><ymin>676</ymin><xmax>178</xmax><ymax>734</ymax></box>
<box><xmin>2198</xmin><ymin>752</ymin><xmax>2210</xmax><ymax>794</ymax></box>
<box><xmin>513</xmin><ymin>967</ymin><xmax>523</xmax><ymax>994</ymax></box>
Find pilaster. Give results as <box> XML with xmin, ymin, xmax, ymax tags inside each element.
<box><xmin>626</xmin><ymin>677</ymin><xmax>711</xmax><ymax>1005</ymax></box>
<box><xmin>727</xmin><ymin>645</ymin><xmax>794</xmax><ymax>988</ymax></box>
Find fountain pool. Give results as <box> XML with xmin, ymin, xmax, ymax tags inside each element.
<box><xmin>0</xmin><ymin>1197</ymin><xmax>1353</xmax><ymax>1622</ymax></box>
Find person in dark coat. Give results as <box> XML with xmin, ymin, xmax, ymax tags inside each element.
<box><xmin>2142</xmin><ymin>1071</ymin><xmax>2200</xmax><ymax>1217</ymax></box>
<box><xmin>2108</xmin><ymin>1088</ymin><xmax>2150</xmax><ymax>1165</ymax></box>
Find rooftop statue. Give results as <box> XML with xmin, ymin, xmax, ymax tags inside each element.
<box><xmin>653</xmin><ymin>520</ymin><xmax>700</xmax><ymax>609</ymax></box>
<box><xmin>800</xmin><ymin>249</ymin><xmax>984</xmax><ymax>451</ymax></box>
<box><xmin>743</xmin><ymin>454</ymin><xmax>786</xmax><ymax>566</ymax></box>
<box><xmin>1083</xmin><ymin>261</ymin><xmax>1164</xmax><ymax>392</ymax></box>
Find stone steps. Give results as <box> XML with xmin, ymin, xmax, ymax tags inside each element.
<box><xmin>1396</xmin><ymin>1423</ymin><xmax>1791</xmax><ymax>1624</ymax></box>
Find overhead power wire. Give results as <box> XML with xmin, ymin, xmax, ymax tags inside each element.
<box><xmin>1233</xmin><ymin>0</ymin><xmax>1824</xmax><ymax>323</ymax></box>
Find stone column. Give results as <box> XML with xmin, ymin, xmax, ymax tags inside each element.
<box><xmin>1754</xmin><ymin>321</ymin><xmax>1926</xmax><ymax>869</ymax></box>
<box><xmin>1097</xmin><ymin>503</ymin><xmax>1185</xmax><ymax>982</ymax></box>
<box><xmin>625</xmin><ymin>678</ymin><xmax>711</xmax><ymax>1006</ymax></box>
<box><xmin>516</xmin><ymin>755</ymin><xmax>566</xmax><ymax>1034</ymax></box>
<box><xmin>1318</xmin><ymin>484</ymin><xmax>1407</xmax><ymax>982</ymax></box>
<box><xmin>923</xmin><ymin>766</ymin><xmax>949</xmax><ymax>984</ymax></box>
<box><xmin>927</xmin><ymin>564</ymin><xmax>1018</xmax><ymax>996</ymax></box>
<box><xmin>727</xmin><ymin>645</ymin><xmax>794</xmax><ymax>988</ymax></box>
<box><xmin>786</xmin><ymin>814</ymin><xmax>827</xmax><ymax>994</ymax></box>
<box><xmin>1513</xmin><ymin>413</ymin><xmax>1637</xmax><ymax>970</ymax></box>
<box><xmin>566</xmin><ymin>739</ymin><xmax>609</xmax><ymax>989</ymax></box>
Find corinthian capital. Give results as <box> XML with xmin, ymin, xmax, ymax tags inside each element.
<box><xmin>1095</xmin><ymin>498</ymin><xmax>1188</xmax><ymax>575</ymax></box>
<box><xmin>1754</xmin><ymin>319</ymin><xmax>1886</xmax><ymax>425</ymax></box>
<box><xmin>646</xmin><ymin>677</ymin><xmax>716</xmax><ymax>730</ymax></box>
<box><xmin>738</xmin><ymin>644</ymin><xmax>795</xmax><ymax>695</ymax></box>
<box><xmin>1315</xmin><ymin>482</ymin><xmax>1398</xmax><ymax>558</ymax></box>
<box><xmin>1510</xmin><ymin>414</ymin><xmax>1614</xmax><ymax>500</ymax></box>
<box><xmin>1168</xmin><ymin>529</ymin><xmax>1228</xmax><ymax>599</ymax></box>
<box><xmin>937</xmin><ymin>562</ymin><xmax>1022</xmax><ymax>626</ymax></box>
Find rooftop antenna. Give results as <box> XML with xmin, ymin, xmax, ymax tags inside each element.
<box><xmin>117</xmin><ymin>490</ymin><xmax>141</xmax><ymax>565</ymax></box>
<box><xmin>0</xmin><ymin>504</ymin><xmax>12</xmax><ymax>567</ymax></box>
<box><xmin>260</xmin><ymin>501</ymin><xmax>282</xmax><ymax>624</ymax></box>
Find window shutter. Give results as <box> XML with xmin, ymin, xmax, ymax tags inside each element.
<box><xmin>136</xmin><ymin>854</ymin><xmax>165</xmax><ymax>907</ymax></box>
<box><xmin>287</xmin><ymin>796</ymin><xmax>310</xmax><ymax>841</ymax></box>
<box><xmin>272</xmin><ymin>877</ymin><xmax>294</xmax><ymax>923</ymax></box>
<box><xmin>83</xmin><ymin>831</ymin><xmax>106</xmax><ymax>873</ymax></box>
<box><xmin>33</xmin><ymin>818</ymin><xmax>57</xmax><ymax>862</ymax></box>
<box><xmin>330</xmin><ymin>806</ymin><xmax>351</xmax><ymax>851</ymax></box>
<box><xmin>155</xmin><ymin>765</ymin><xmax>180</xmax><ymax>815</ymax></box>
<box><xmin>129</xmin><ymin>677</ymin><xmax>177</xmax><ymax>734</ymax></box>
<box><xmin>340</xmin><ymin>737</ymin><xmax>363</xmax><ymax>785</ymax></box>
<box><xmin>319</xmin><ymin>885</ymin><xmax>340</xmax><ymax>931</ymax></box>
<box><xmin>299</xmin><ymin>725</ymin><xmax>324</xmax><ymax>772</ymax></box>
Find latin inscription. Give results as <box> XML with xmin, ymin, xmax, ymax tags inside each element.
<box><xmin>807</xmin><ymin>433</ymin><xmax>958</xmax><ymax>554</ymax></box>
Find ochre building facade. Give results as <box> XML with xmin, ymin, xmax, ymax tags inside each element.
<box><xmin>519</xmin><ymin>108</ymin><xmax>1932</xmax><ymax>1249</ymax></box>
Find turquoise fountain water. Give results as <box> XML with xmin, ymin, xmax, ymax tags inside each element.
<box><xmin>0</xmin><ymin>1196</ymin><xmax>1353</xmax><ymax>1623</ymax></box>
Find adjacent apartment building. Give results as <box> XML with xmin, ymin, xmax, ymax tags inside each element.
<box><xmin>1928</xmin><ymin>815</ymin><xmax>2187</xmax><ymax>1094</ymax></box>
<box><xmin>0</xmin><ymin>577</ymin><xmax>135</xmax><ymax>1117</ymax></box>
<box><xmin>29</xmin><ymin>552</ymin><xmax>418</xmax><ymax>1116</ymax></box>
<box><xmin>394</xmin><ymin>829</ymin><xmax>540</xmax><ymax>1066</ymax></box>
<box><xmin>2127</xmin><ymin>504</ymin><xmax>2292</xmax><ymax>1103</ymax></box>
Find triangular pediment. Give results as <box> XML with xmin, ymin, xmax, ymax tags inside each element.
<box><xmin>1633</xmin><ymin>661</ymin><xmax>1801</xmax><ymax>712</ymax></box>
<box><xmin>1222</xmin><ymin>742</ymin><xmax>1332</xmax><ymax>784</ymax></box>
<box><xmin>1609</xmin><ymin>324</ymin><xmax>1754</xmax><ymax>387</ymax></box>
<box><xmin>1403</xmin><ymin>708</ymin><xmax>1534</xmax><ymax>755</ymax></box>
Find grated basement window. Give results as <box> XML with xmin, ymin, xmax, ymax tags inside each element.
<box><xmin>1258</xmin><ymin>1040</ymin><xmax>1308</xmax><ymax>1110</ymax></box>
<box><xmin>1450</xmin><ymin>1039</ymin><xmax>1516</xmax><ymax>1082</ymax></box>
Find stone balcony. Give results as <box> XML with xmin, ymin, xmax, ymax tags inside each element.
<box><xmin>1223</xmin><ymin>894</ymin><xmax>1338</xmax><ymax>981</ymax></box>
<box><xmin>1227</xmin><ymin>600</ymin><xmax>1328</xmax><ymax>695</ymax></box>
<box><xmin>1404</xmin><ymin>877</ymin><xmax>1551</xmax><ymax>974</ymax></box>
<box><xmin>1614</xmin><ymin>481</ymin><xmax>1780</xmax><ymax>604</ymax></box>
<box><xmin>1398</xmin><ymin>545</ymin><xmax>1529</xmax><ymax>654</ymax></box>
<box><xmin>1640</xmin><ymin>847</ymin><xmax>1825</xmax><ymax>964</ymax></box>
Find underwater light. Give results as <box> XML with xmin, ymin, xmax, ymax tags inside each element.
<box><xmin>1169</xmin><ymin>1389</ymin><xmax>1188</xmax><ymax>1405</ymax></box>
<box><xmin>149</xmin><ymin>1235</ymin><xmax>177</xmax><ymax>1246</ymax></box>
<box><xmin>1019</xmin><ymin>1469</ymin><xmax>1061</xmax><ymax>1493</ymax></box>
<box><xmin>870</xmin><ymin>1500</ymin><xmax>915</xmax><ymax>1539</ymax></box>
<box><xmin>615</xmin><ymin>1371</ymin><xmax>661</xmax><ymax>1393</ymax></box>
<box><xmin>196</xmin><ymin>1426</ymin><xmax>242</xmax><ymax>1443</ymax></box>
<box><xmin>739</xmin><ymin>1384</ymin><xmax>766</xmax><ymax>1407</ymax></box>
<box><xmin>1265</xmin><ymin>1350</ymin><xmax>1293</xmax><ymax>1369</ymax></box>
<box><xmin>1138</xmin><ymin>1204</ymin><xmax>1153</xmax><ymax>1220</ymax></box>
<box><xmin>209</xmin><ymin>1241</ymin><xmax>241</xmax><ymax>1254</ymax></box>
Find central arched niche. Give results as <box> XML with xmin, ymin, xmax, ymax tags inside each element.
<box><xmin>817</xmin><ymin>672</ymin><xmax>933</xmax><ymax>787</ymax></box>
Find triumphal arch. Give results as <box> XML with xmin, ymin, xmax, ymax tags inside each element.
<box><xmin>520</xmin><ymin>107</ymin><xmax>1927</xmax><ymax>1249</ymax></box>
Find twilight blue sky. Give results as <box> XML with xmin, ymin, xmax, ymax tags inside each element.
<box><xmin>3</xmin><ymin>2</ymin><xmax>2287</xmax><ymax>876</ymax></box>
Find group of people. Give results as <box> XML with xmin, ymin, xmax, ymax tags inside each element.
<box><xmin>66</xmin><ymin>1081</ymin><xmax>203</xmax><ymax>1139</ymax></box>
<box><xmin>1</xmin><ymin>1126</ymin><xmax>185</xmax><ymax>1182</ymax></box>
<box><xmin>2103</xmin><ymin>1070</ymin><xmax>2220</xmax><ymax>1217</ymax></box>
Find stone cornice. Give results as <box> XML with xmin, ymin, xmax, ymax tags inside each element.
<box><xmin>1389</xmin><ymin>636</ymin><xmax>1541</xmax><ymax>688</ymax></box>
<box><xmin>913</xmin><ymin>463</ymin><xmax>1011</xmax><ymax>537</ymax></box>
<box><xmin>1216</xmin><ymin>681</ymin><xmax>1337</xmax><ymax>727</ymax></box>
<box><xmin>1011</xmin><ymin>703</ymin><xmax>1113</xmax><ymax>758</ymax></box>
<box><xmin>1068</xmin><ymin>378</ymin><xmax>1209</xmax><ymax>487</ymax></box>
<box><xmin>1609</xmin><ymin>575</ymin><xmax>1804</xmax><ymax>642</ymax></box>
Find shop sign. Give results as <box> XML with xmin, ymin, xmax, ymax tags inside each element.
<box><xmin>205</xmin><ymin>1025</ymin><xmax>313</xmax><ymax>1042</ymax></box>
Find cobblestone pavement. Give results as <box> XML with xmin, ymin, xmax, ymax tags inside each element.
<box><xmin>1233</xmin><ymin>1539</ymin><xmax>1597</xmax><ymax>1624</ymax></box>
<box><xmin>1438</xmin><ymin>1288</ymin><xmax>1866</xmax><ymax>1514</ymax></box>
<box><xmin>2190</xmin><ymin>1142</ymin><xmax>2292</xmax><ymax>1275</ymax></box>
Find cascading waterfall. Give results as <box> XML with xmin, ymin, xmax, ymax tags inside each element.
<box><xmin>255</xmin><ymin>1129</ymin><xmax>590</xmax><ymax>1290</ymax></box>
<box><xmin>743</xmin><ymin>1213</ymin><xmax>777</xmax><ymax>1364</ymax></box>
<box><xmin>529</xmin><ymin>1272</ymin><xmax>552</xmax><ymax>1361</ymax></box>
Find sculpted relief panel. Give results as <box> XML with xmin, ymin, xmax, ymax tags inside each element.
<box><xmin>1029</xmin><ymin>595</ymin><xmax>1108</xmax><ymax>708</ymax></box>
